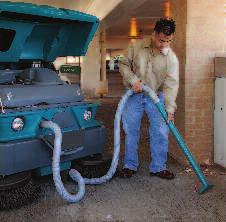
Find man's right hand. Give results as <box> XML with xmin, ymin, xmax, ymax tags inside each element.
<box><xmin>132</xmin><ymin>81</ymin><xmax>142</xmax><ymax>93</ymax></box>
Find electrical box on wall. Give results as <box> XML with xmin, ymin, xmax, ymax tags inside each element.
<box><xmin>214</xmin><ymin>57</ymin><xmax>226</xmax><ymax>167</ymax></box>
<box><xmin>214</xmin><ymin>78</ymin><xmax>226</xmax><ymax>167</ymax></box>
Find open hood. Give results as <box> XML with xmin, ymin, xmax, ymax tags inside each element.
<box><xmin>0</xmin><ymin>1</ymin><xmax>100</xmax><ymax>62</ymax></box>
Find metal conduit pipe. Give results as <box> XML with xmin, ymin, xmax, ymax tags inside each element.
<box><xmin>40</xmin><ymin>85</ymin><xmax>212</xmax><ymax>203</ymax></box>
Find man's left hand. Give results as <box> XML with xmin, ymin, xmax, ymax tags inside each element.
<box><xmin>168</xmin><ymin>113</ymin><xmax>174</xmax><ymax>123</ymax></box>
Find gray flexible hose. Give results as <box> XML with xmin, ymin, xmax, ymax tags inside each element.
<box><xmin>40</xmin><ymin>121</ymin><xmax>85</xmax><ymax>203</ymax></box>
<box><xmin>41</xmin><ymin>86</ymin><xmax>159</xmax><ymax>202</ymax></box>
<box><xmin>84</xmin><ymin>89</ymin><xmax>134</xmax><ymax>184</ymax></box>
<box><xmin>142</xmin><ymin>85</ymin><xmax>160</xmax><ymax>104</ymax></box>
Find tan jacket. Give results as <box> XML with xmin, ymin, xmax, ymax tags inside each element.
<box><xmin>119</xmin><ymin>38</ymin><xmax>179</xmax><ymax>114</ymax></box>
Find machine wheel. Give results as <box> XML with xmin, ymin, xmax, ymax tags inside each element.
<box><xmin>72</xmin><ymin>154</ymin><xmax>112</xmax><ymax>178</ymax></box>
<box><xmin>0</xmin><ymin>171</ymin><xmax>40</xmax><ymax>210</ymax></box>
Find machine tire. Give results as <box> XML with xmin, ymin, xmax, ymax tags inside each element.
<box><xmin>72</xmin><ymin>154</ymin><xmax>112</xmax><ymax>178</ymax></box>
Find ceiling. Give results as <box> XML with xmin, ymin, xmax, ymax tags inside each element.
<box><xmin>105</xmin><ymin>0</ymin><xmax>167</xmax><ymax>38</ymax></box>
<box><xmin>3</xmin><ymin>0</ymin><xmax>124</xmax><ymax>20</ymax></box>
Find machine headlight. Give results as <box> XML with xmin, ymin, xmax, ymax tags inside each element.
<box><xmin>83</xmin><ymin>110</ymin><xmax>92</xmax><ymax>121</ymax></box>
<box><xmin>12</xmin><ymin>117</ymin><xmax>25</xmax><ymax>131</ymax></box>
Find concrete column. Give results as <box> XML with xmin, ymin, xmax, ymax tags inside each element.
<box><xmin>80</xmin><ymin>30</ymin><xmax>101</xmax><ymax>98</ymax></box>
<box><xmin>98</xmin><ymin>23</ymin><xmax>108</xmax><ymax>97</ymax></box>
<box><xmin>80</xmin><ymin>23</ymin><xmax>108</xmax><ymax>98</ymax></box>
<box><xmin>100</xmin><ymin>25</ymin><xmax>106</xmax><ymax>82</ymax></box>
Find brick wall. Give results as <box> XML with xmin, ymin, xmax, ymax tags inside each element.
<box><xmin>185</xmin><ymin>0</ymin><xmax>226</xmax><ymax>163</ymax></box>
<box><xmin>170</xmin><ymin>0</ymin><xmax>187</xmax><ymax>164</ymax></box>
<box><xmin>171</xmin><ymin>0</ymin><xmax>226</xmax><ymax>164</ymax></box>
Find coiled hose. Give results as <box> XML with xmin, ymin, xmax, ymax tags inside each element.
<box><xmin>40</xmin><ymin>85</ymin><xmax>212</xmax><ymax>203</ymax></box>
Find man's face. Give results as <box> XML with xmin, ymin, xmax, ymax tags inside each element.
<box><xmin>152</xmin><ymin>32</ymin><xmax>173</xmax><ymax>51</ymax></box>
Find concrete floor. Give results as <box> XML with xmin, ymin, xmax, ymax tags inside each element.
<box><xmin>1</xmin><ymin>98</ymin><xmax>226</xmax><ymax>222</ymax></box>
<box><xmin>1</xmin><ymin>159</ymin><xmax>226</xmax><ymax>222</ymax></box>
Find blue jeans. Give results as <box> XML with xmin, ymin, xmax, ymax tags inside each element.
<box><xmin>122</xmin><ymin>91</ymin><xmax>169</xmax><ymax>173</ymax></box>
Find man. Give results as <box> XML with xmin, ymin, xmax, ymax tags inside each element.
<box><xmin>118</xmin><ymin>18</ymin><xmax>179</xmax><ymax>179</ymax></box>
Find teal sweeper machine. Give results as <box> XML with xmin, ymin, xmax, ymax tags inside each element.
<box><xmin>0</xmin><ymin>1</ymin><xmax>109</xmax><ymax>209</ymax></box>
<box><xmin>0</xmin><ymin>1</ymin><xmax>212</xmax><ymax>210</ymax></box>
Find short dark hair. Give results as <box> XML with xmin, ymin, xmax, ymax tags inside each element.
<box><xmin>154</xmin><ymin>18</ymin><xmax>176</xmax><ymax>35</ymax></box>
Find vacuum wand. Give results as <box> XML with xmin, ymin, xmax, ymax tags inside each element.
<box><xmin>142</xmin><ymin>85</ymin><xmax>213</xmax><ymax>193</ymax></box>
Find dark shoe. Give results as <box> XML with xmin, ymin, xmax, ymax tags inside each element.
<box><xmin>117</xmin><ymin>168</ymin><xmax>137</xmax><ymax>178</ymax></box>
<box><xmin>150</xmin><ymin>170</ymin><xmax>175</xmax><ymax>180</ymax></box>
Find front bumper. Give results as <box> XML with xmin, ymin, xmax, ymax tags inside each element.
<box><xmin>0</xmin><ymin>126</ymin><xmax>105</xmax><ymax>175</ymax></box>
